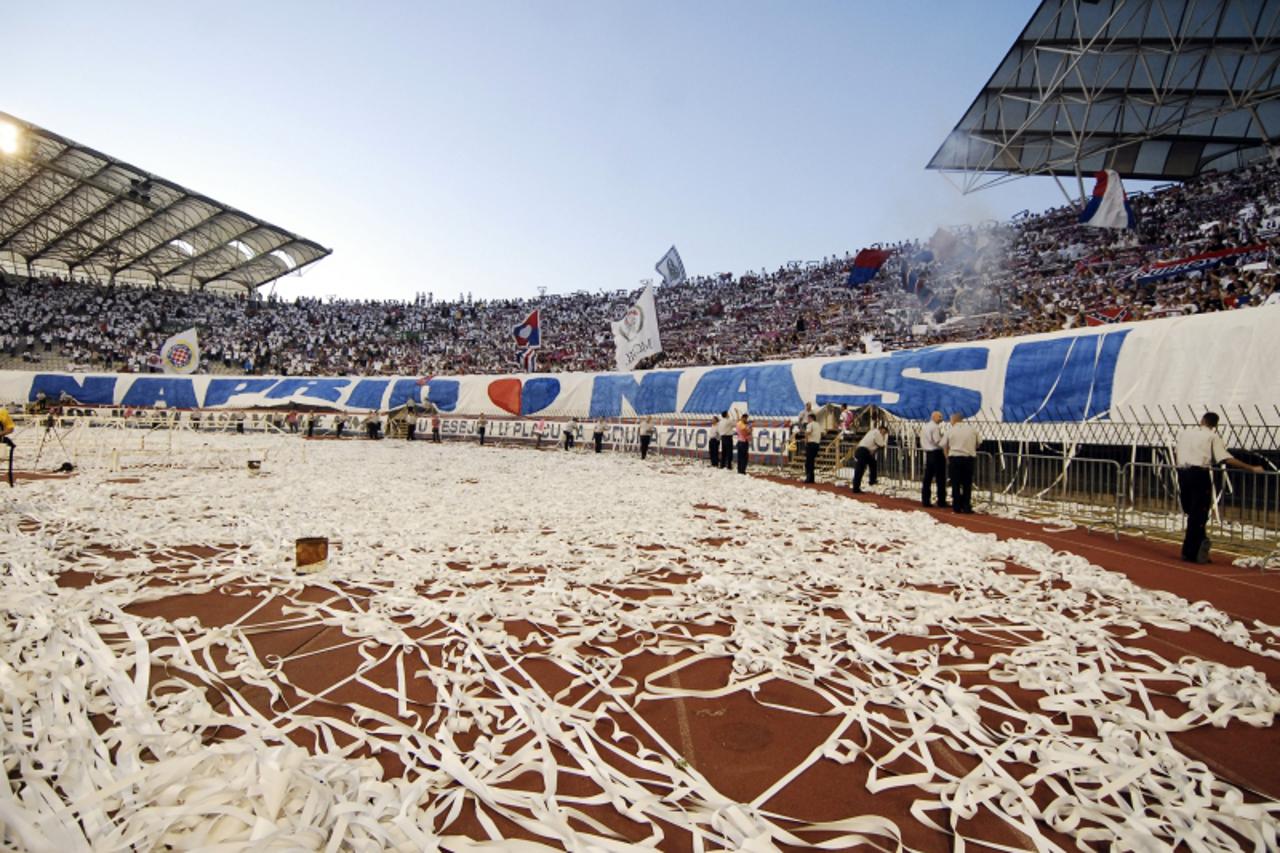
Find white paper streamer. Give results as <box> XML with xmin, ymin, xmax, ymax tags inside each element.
<box><xmin>1</xmin><ymin>431</ymin><xmax>1278</xmax><ymax>850</ymax></box>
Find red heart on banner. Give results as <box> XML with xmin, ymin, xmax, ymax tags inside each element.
<box><xmin>487</xmin><ymin>378</ymin><xmax>521</xmax><ymax>415</ymax></box>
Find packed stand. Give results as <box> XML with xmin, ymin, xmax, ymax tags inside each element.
<box><xmin>2</xmin><ymin>161</ymin><xmax>1278</xmax><ymax>376</ymax></box>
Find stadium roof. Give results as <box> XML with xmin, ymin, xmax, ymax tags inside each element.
<box><xmin>0</xmin><ymin>111</ymin><xmax>331</xmax><ymax>292</ymax></box>
<box><xmin>928</xmin><ymin>0</ymin><xmax>1280</xmax><ymax>193</ymax></box>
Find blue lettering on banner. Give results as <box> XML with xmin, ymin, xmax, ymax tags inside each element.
<box><xmin>264</xmin><ymin>378</ymin><xmax>351</xmax><ymax>403</ymax></box>
<box><xmin>29</xmin><ymin>374</ymin><xmax>117</xmax><ymax>405</ymax></box>
<box><xmin>589</xmin><ymin>372</ymin><xmax>682</xmax><ymax>418</ymax></box>
<box><xmin>120</xmin><ymin>377</ymin><xmax>200</xmax><ymax>409</ymax></box>
<box><xmin>521</xmin><ymin>377</ymin><xmax>561</xmax><ymax>415</ymax></box>
<box><xmin>348</xmin><ymin>379</ymin><xmax>390</xmax><ymax>410</ymax></box>
<box><xmin>386</xmin><ymin>379</ymin><xmax>425</xmax><ymax>410</ymax></box>
<box><xmin>1002</xmin><ymin>330</ymin><xmax>1129</xmax><ymax>422</ymax></box>
<box><xmin>203</xmin><ymin>378</ymin><xmax>277</xmax><ymax>408</ymax></box>
<box><xmin>682</xmin><ymin>365</ymin><xmax>804</xmax><ymax>416</ymax></box>
<box><xmin>427</xmin><ymin>379</ymin><xmax>459</xmax><ymax>412</ymax></box>
<box><xmin>817</xmin><ymin>347</ymin><xmax>988</xmax><ymax>419</ymax></box>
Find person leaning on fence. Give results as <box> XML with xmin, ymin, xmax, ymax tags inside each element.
<box><xmin>431</xmin><ymin>413</ymin><xmax>441</xmax><ymax>443</ymax></box>
<box><xmin>563</xmin><ymin>418</ymin><xmax>578</xmax><ymax>451</ymax></box>
<box><xmin>943</xmin><ymin>413</ymin><xmax>978</xmax><ymax>514</ymax></box>
<box><xmin>803</xmin><ymin>413</ymin><xmax>822</xmax><ymax>484</ymax></box>
<box><xmin>708</xmin><ymin>417</ymin><xmax>720</xmax><ymax>467</ymax></box>
<box><xmin>1174</xmin><ymin>412</ymin><xmax>1264</xmax><ymax>564</ymax></box>
<box><xmin>920</xmin><ymin>410</ymin><xmax>948</xmax><ymax>508</ymax></box>
<box><xmin>851</xmin><ymin>424</ymin><xmax>887</xmax><ymax>493</ymax></box>
<box><xmin>476</xmin><ymin>414</ymin><xmax>488</xmax><ymax>445</ymax></box>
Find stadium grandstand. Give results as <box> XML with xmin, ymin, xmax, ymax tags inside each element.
<box><xmin>0</xmin><ymin>110</ymin><xmax>330</xmax><ymax>295</ymax></box>
<box><xmin>3</xmin><ymin>1</ymin><xmax>1280</xmax><ymax>851</ymax></box>
<box><xmin>2</xmin><ymin>156</ymin><xmax>1277</xmax><ymax>375</ymax></box>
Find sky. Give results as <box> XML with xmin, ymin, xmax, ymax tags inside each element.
<box><xmin>6</xmin><ymin>1</ymin><xmax>1079</xmax><ymax>303</ymax></box>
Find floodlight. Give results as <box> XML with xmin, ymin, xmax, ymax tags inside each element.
<box><xmin>0</xmin><ymin>120</ymin><xmax>20</xmax><ymax>156</ymax></box>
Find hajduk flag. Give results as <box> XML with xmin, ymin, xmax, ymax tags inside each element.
<box><xmin>1079</xmin><ymin>170</ymin><xmax>1135</xmax><ymax>230</ymax></box>
<box><xmin>512</xmin><ymin>308</ymin><xmax>541</xmax><ymax>349</ymax></box>
<box><xmin>159</xmin><ymin>328</ymin><xmax>200</xmax><ymax>374</ymax></box>
<box><xmin>845</xmin><ymin>248</ymin><xmax>893</xmax><ymax>285</ymax></box>
<box><xmin>516</xmin><ymin>348</ymin><xmax>538</xmax><ymax>373</ymax></box>
<box><xmin>655</xmin><ymin>246</ymin><xmax>686</xmax><ymax>286</ymax></box>
<box><xmin>611</xmin><ymin>284</ymin><xmax>662</xmax><ymax>372</ymax></box>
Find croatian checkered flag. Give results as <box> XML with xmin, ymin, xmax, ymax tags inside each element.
<box><xmin>655</xmin><ymin>246</ymin><xmax>686</xmax><ymax>286</ymax></box>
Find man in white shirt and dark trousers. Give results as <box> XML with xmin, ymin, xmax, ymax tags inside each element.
<box><xmin>943</xmin><ymin>413</ymin><xmax>979</xmax><ymax>513</ymax></box>
<box><xmin>920</xmin><ymin>411</ymin><xmax>948</xmax><ymax>508</ymax></box>
<box><xmin>1175</xmin><ymin>412</ymin><xmax>1263</xmax><ymax>563</ymax></box>
<box><xmin>851</xmin><ymin>425</ymin><xmax>887</xmax><ymax>493</ymax></box>
<box><xmin>717</xmin><ymin>411</ymin><xmax>735</xmax><ymax>470</ymax></box>
<box><xmin>803</xmin><ymin>414</ymin><xmax>822</xmax><ymax>484</ymax></box>
<box><xmin>639</xmin><ymin>418</ymin><xmax>657</xmax><ymax>460</ymax></box>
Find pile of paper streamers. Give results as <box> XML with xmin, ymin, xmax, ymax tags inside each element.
<box><xmin>1</xmin><ymin>432</ymin><xmax>1278</xmax><ymax>851</ymax></box>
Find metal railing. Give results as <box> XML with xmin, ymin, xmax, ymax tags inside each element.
<box><xmin>1122</xmin><ymin>461</ymin><xmax>1280</xmax><ymax>553</ymax></box>
<box><xmin>826</xmin><ymin>443</ymin><xmax>1280</xmax><ymax>559</ymax></box>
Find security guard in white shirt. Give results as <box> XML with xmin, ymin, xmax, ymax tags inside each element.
<box><xmin>942</xmin><ymin>413</ymin><xmax>979</xmax><ymax>513</ymax></box>
<box><xmin>920</xmin><ymin>410</ymin><xmax>948</xmax><ymax>508</ymax></box>
<box><xmin>851</xmin><ymin>424</ymin><xmax>887</xmax><ymax>493</ymax></box>
<box><xmin>1174</xmin><ymin>412</ymin><xmax>1263</xmax><ymax>563</ymax></box>
<box><xmin>803</xmin><ymin>414</ymin><xmax>823</xmax><ymax>483</ymax></box>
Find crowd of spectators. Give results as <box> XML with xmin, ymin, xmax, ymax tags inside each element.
<box><xmin>2</xmin><ymin>160</ymin><xmax>1278</xmax><ymax>376</ymax></box>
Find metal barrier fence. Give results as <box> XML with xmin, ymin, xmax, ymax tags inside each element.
<box><xmin>1122</xmin><ymin>461</ymin><xmax>1280</xmax><ymax>553</ymax></box>
<box><xmin>831</xmin><ymin>444</ymin><xmax>1280</xmax><ymax>558</ymax></box>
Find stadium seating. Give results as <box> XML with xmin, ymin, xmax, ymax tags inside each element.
<box><xmin>1</xmin><ymin>160</ymin><xmax>1276</xmax><ymax>377</ymax></box>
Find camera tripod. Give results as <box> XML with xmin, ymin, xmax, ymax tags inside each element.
<box><xmin>32</xmin><ymin>412</ymin><xmax>72</xmax><ymax>473</ymax></box>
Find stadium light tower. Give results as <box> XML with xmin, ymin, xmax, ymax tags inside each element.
<box><xmin>0</xmin><ymin>119</ymin><xmax>21</xmax><ymax>156</ymax></box>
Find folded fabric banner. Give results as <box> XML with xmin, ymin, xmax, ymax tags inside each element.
<box><xmin>846</xmin><ymin>248</ymin><xmax>893</xmax><ymax>285</ymax></box>
<box><xmin>1131</xmin><ymin>244</ymin><xmax>1267</xmax><ymax>284</ymax></box>
<box><xmin>1079</xmin><ymin>169</ymin><xmax>1135</xmax><ymax>229</ymax></box>
<box><xmin>655</xmin><ymin>246</ymin><xmax>686</xmax><ymax>286</ymax></box>
<box><xmin>159</xmin><ymin>328</ymin><xmax>200</xmax><ymax>375</ymax></box>
<box><xmin>611</xmin><ymin>284</ymin><xmax>663</xmax><ymax>372</ymax></box>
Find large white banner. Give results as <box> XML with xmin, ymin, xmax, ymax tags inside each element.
<box><xmin>3</xmin><ymin>307</ymin><xmax>1278</xmax><ymax>426</ymax></box>
<box><xmin>611</xmin><ymin>284</ymin><xmax>663</xmax><ymax>372</ymax></box>
<box><xmin>421</xmin><ymin>417</ymin><xmax>792</xmax><ymax>461</ymax></box>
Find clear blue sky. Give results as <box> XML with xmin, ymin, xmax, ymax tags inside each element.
<box><xmin>8</xmin><ymin>1</ymin><xmax>1075</xmax><ymax>302</ymax></box>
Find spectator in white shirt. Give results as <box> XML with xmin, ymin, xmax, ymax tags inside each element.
<box><xmin>1174</xmin><ymin>412</ymin><xmax>1263</xmax><ymax>563</ymax></box>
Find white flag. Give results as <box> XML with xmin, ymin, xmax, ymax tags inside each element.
<box><xmin>159</xmin><ymin>328</ymin><xmax>200</xmax><ymax>374</ymax></box>
<box><xmin>611</xmin><ymin>285</ymin><xmax>662</xmax><ymax>372</ymax></box>
<box><xmin>655</xmin><ymin>245</ymin><xmax>686</xmax><ymax>286</ymax></box>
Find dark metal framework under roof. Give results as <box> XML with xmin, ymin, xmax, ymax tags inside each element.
<box><xmin>0</xmin><ymin>111</ymin><xmax>331</xmax><ymax>292</ymax></box>
<box><xmin>928</xmin><ymin>0</ymin><xmax>1280</xmax><ymax>193</ymax></box>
